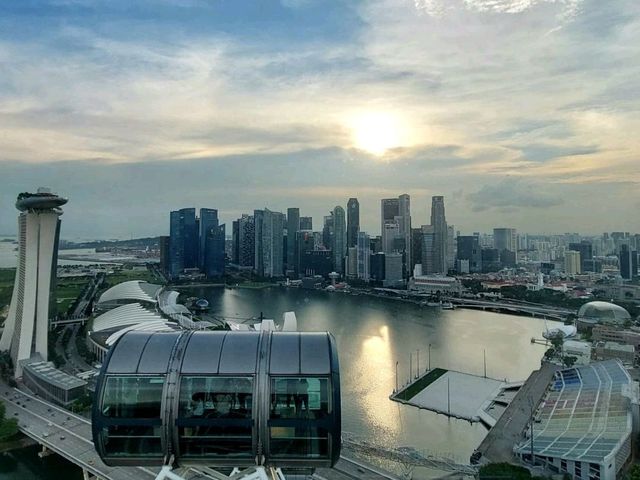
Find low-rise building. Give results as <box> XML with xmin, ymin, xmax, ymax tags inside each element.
<box><xmin>22</xmin><ymin>359</ymin><xmax>87</xmax><ymax>407</ymax></box>
<box><xmin>592</xmin><ymin>341</ymin><xmax>635</xmax><ymax>365</ymax></box>
<box><xmin>563</xmin><ymin>340</ymin><xmax>592</xmax><ymax>365</ymax></box>
<box><xmin>592</xmin><ymin>325</ymin><xmax>640</xmax><ymax>348</ymax></box>
<box><xmin>409</xmin><ymin>274</ymin><xmax>461</xmax><ymax>295</ymax></box>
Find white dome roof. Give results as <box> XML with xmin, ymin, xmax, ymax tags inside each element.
<box><xmin>578</xmin><ymin>301</ymin><xmax>631</xmax><ymax>324</ymax></box>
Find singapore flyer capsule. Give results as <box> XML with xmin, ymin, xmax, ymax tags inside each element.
<box><xmin>92</xmin><ymin>330</ymin><xmax>341</xmax><ymax>471</ymax></box>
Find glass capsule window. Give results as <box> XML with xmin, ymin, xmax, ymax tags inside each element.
<box><xmin>100</xmin><ymin>376</ymin><xmax>165</xmax><ymax>457</ymax></box>
<box><xmin>269</xmin><ymin>377</ymin><xmax>331</xmax><ymax>458</ymax></box>
<box><xmin>177</xmin><ymin>376</ymin><xmax>254</xmax><ymax>458</ymax></box>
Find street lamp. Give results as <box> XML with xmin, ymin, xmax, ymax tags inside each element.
<box><xmin>428</xmin><ymin>343</ymin><xmax>432</xmax><ymax>371</ymax></box>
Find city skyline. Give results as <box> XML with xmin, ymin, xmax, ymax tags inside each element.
<box><xmin>1</xmin><ymin>1</ymin><xmax>639</xmax><ymax>238</ymax></box>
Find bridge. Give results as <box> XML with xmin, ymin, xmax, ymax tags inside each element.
<box><xmin>0</xmin><ymin>381</ymin><xmax>404</xmax><ymax>480</ymax></box>
<box><xmin>448</xmin><ymin>298</ymin><xmax>574</xmax><ymax>321</ymax></box>
<box><xmin>49</xmin><ymin>315</ymin><xmax>89</xmax><ymax>328</ymax></box>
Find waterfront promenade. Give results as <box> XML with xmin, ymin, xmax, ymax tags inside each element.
<box><xmin>475</xmin><ymin>362</ymin><xmax>560</xmax><ymax>464</ymax></box>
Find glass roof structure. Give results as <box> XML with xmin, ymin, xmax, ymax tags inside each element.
<box><xmin>515</xmin><ymin>360</ymin><xmax>632</xmax><ymax>464</ymax></box>
<box><xmin>97</xmin><ymin>280</ymin><xmax>162</xmax><ymax>306</ymax></box>
<box><xmin>577</xmin><ymin>301</ymin><xmax>631</xmax><ymax>324</ymax></box>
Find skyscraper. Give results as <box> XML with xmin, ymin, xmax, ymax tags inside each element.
<box><xmin>286</xmin><ymin>208</ymin><xmax>300</xmax><ymax>274</ymax></box>
<box><xmin>237</xmin><ymin>214</ymin><xmax>255</xmax><ymax>267</ymax></box>
<box><xmin>254</xmin><ymin>208</ymin><xmax>285</xmax><ymax>278</ymax></box>
<box><xmin>381</xmin><ymin>195</ymin><xmax>411</xmax><ymax>276</ymax></box>
<box><xmin>494</xmin><ymin>228</ymin><xmax>517</xmax><ymax>255</ymax></box>
<box><xmin>322</xmin><ymin>213</ymin><xmax>333</xmax><ymax>250</ymax></box>
<box><xmin>421</xmin><ymin>225</ymin><xmax>436</xmax><ymax>274</ymax></box>
<box><xmin>204</xmin><ymin>224</ymin><xmax>225</xmax><ymax>278</ymax></box>
<box><xmin>565</xmin><ymin>250</ymin><xmax>581</xmax><ymax>275</ymax></box>
<box><xmin>430</xmin><ymin>196</ymin><xmax>448</xmax><ymax>274</ymax></box>
<box><xmin>457</xmin><ymin>235</ymin><xmax>482</xmax><ymax>273</ymax></box>
<box><xmin>199</xmin><ymin>208</ymin><xmax>219</xmax><ymax>269</ymax></box>
<box><xmin>357</xmin><ymin>231</ymin><xmax>371</xmax><ymax>281</ymax></box>
<box><xmin>332</xmin><ymin>206</ymin><xmax>346</xmax><ymax>274</ymax></box>
<box><xmin>300</xmin><ymin>216</ymin><xmax>313</xmax><ymax>231</ymax></box>
<box><xmin>295</xmin><ymin>230</ymin><xmax>315</xmax><ymax>276</ymax></box>
<box><xmin>347</xmin><ymin>198</ymin><xmax>360</xmax><ymax>248</ymax></box>
<box><xmin>0</xmin><ymin>189</ymin><xmax>66</xmax><ymax>376</ymax></box>
<box><xmin>569</xmin><ymin>241</ymin><xmax>593</xmax><ymax>272</ymax></box>
<box><xmin>169</xmin><ymin>208</ymin><xmax>197</xmax><ymax>278</ymax></box>
<box><xmin>620</xmin><ymin>244</ymin><xmax>633</xmax><ymax>280</ymax></box>
<box><xmin>398</xmin><ymin>194</ymin><xmax>411</xmax><ymax>272</ymax></box>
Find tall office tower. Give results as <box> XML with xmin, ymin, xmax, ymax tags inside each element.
<box><xmin>346</xmin><ymin>247</ymin><xmax>358</xmax><ymax>278</ymax></box>
<box><xmin>564</xmin><ymin>250</ymin><xmax>581</xmax><ymax>275</ymax></box>
<box><xmin>380</xmin><ymin>195</ymin><xmax>411</xmax><ymax>272</ymax></box>
<box><xmin>382</xmin><ymin>222</ymin><xmax>400</xmax><ymax>253</ymax></box>
<box><xmin>254</xmin><ymin>209</ymin><xmax>285</xmax><ymax>278</ymax></box>
<box><xmin>347</xmin><ymin>198</ymin><xmax>360</xmax><ymax>248</ymax></box>
<box><xmin>204</xmin><ymin>224</ymin><xmax>225</xmax><ymax>278</ymax></box>
<box><xmin>493</xmin><ymin>227</ymin><xmax>517</xmax><ymax>264</ymax></box>
<box><xmin>237</xmin><ymin>214</ymin><xmax>255</xmax><ymax>267</ymax></box>
<box><xmin>398</xmin><ymin>194</ymin><xmax>411</xmax><ymax>270</ymax></box>
<box><xmin>295</xmin><ymin>230</ymin><xmax>315</xmax><ymax>276</ymax></box>
<box><xmin>457</xmin><ymin>236</ymin><xmax>482</xmax><ymax>273</ymax></box>
<box><xmin>384</xmin><ymin>253</ymin><xmax>404</xmax><ymax>287</ymax></box>
<box><xmin>159</xmin><ymin>236</ymin><xmax>170</xmax><ymax>273</ymax></box>
<box><xmin>232</xmin><ymin>220</ymin><xmax>240</xmax><ymax>264</ymax></box>
<box><xmin>357</xmin><ymin>231</ymin><xmax>371</xmax><ymax>281</ymax></box>
<box><xmin>286</xmin><ymin>208</ymin><xmax>300</xmax><ymax>274</ymax></box>
<box><xmin>199</xmin><ymin>208</ymin><xmax>219</xmax><ymax>269</ymax></box>
<box><xmin>381</xmin><ymin>197</ymin><xmax>399</xmax><ymax>253</ymax></box>
<box><xmin>569</xmin><ymin>241</ymin><xmax>593</xmax><ymax>272</ymax></box>
<box><xmin>322</xmin><ymin>213</ymin><xmax>334</xmax><ymax>250</ymax></box>
<box><xmin>0</xmin><ymin>189</ymin><xmax>66</xmax><ymax>377</ymax></box>
<box><xmin>620</xmin><ymin>244</ymin><xmax>633</xmax><ymax>280</ymax></box>
<box><xmin>421</xmin><ymin>225</ymin><xmax>436</xmax><ymax>274</ymax></box>
<box><xmin>300</xmin><ymin>216</ymin><xmax>313</xmax><ymax>231</ymax></box>
<box><xmin>430</xmin><ymin>196</ymin><xmax>448</xmax><ymax>274</ymax></box>
<box><xmin>370</xmin><ymin>252</ymin><xmax>386</xmax><ymax>282</ymax></box>
<box><xmin>332</xmin><ymin>206</ymin><xmax>347</xmax><ymax>274</ymax></box>
<box><xmin>447</xmin><ymin>225</ymin><xmax>456</xmax><ymax>270</ymax></box>
<box><xmin>411</xmin><ymin>228</ymin><xmax>423</xmax><ymax>272</ymax></box>
<box><xmin>169</xmin><ymin>208</ymin><xmax>198</xmax><ymax>277</ymax></box>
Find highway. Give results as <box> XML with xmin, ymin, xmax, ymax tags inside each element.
<box><xmin>0</xmin><ymin>383</ymin><xmax>158</xmax><ymax>480</ymax></box>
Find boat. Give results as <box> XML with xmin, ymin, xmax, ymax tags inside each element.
<box><xmin>441</xmin><ymin>301</ymin><xmax>455</xmax><ymax>310</ymax></box>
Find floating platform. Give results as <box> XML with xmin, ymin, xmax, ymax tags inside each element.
<box><xmin>390</xmin><ymin>368</ymin><xmax>520</xmax><ymax>426</ymax></box>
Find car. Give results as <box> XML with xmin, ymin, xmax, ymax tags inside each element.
<box><xmin>13</xmin><ymin>413</ymin><xmax>18</xmax><ymax>416</ymax></box>
<box><xmin>47</xmin><ymin>422</ymin><xmax>53</xmax><ymax>427</ymax></box>
<box><xmin>59</xmin><ymin>435</ymin><xmax>65</xmax><ymax>440</ymax></box>
<box><xmin>43</xmin><ymin>432</ymin><xmax>50</xmax><ymax>438</ymax></box>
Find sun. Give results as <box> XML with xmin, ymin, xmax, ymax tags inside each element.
<box><xmin>350</xmin><ymin>111</ymin><xmax>405</xmax><ymax>156</ymax></box>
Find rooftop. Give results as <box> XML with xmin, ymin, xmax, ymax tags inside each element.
<box><xmin>97</xmin><ymin>280</ymin><xmax>162</xmax><ymax>305</ymax></box>
<box><xmin>514</xmin><ymin>360</ymin><xmax>633</xmax><ymax>464</ymax></box>
<box><xmin>23</xmin><ymin>360</ymin><xmax>87</xmax><ymax>391</ymax></box>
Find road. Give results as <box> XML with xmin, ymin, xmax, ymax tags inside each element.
<box><xmin>475</xmin><ymin>362</ymin><xmax>560</xmax><ymax>464</ymax></box>
<box><xmin>0</xmin><ymin>383</ymin><xmax>157</xmax><ymax>480</ymax></box>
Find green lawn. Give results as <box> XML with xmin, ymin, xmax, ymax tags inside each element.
<box><xmin>395</xmin><ymin>367</ymin><xmax>448</xmax><ymax>401</ymax></box>
<box><xmin>105</xmin><ymin>267</ymin><xmax>156</xmax><ymax>287</ymax></box>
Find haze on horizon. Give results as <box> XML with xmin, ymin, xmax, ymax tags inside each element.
<box><xmin>0</xmin><ymin>0</ymin><xmax>638</xmax><ymax>239</ymax></box>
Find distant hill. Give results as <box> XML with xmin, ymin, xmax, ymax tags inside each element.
<box><xmin>60</xmin><ymin>236</ymin><xmax>161</xmax><ymax>250</ymax></box>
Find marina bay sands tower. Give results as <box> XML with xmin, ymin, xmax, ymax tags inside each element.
<box><xmin>0</xmin><ymin>188</ymin><xmax>67</xmax><ymax>376</ymax></box>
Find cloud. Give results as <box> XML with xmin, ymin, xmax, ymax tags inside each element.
<box><xmin>467</xmin><ymin>179</ymin><xmax>564</xmax><ymax>212</ymax></box>
<box><xmin>0</xmin><ymin>0</ymin><xmax>639</xmax><ymax>235</ymax></box>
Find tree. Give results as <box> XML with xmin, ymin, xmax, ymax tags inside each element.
<box><xmin>627</xmin><ymin>464</ymin><xmax>640</xmax><ymax>480</ymax></box>
<box><xmin>563</xmin><ymin>356</ymin><xmax>577</xmax><ymax>368</ymax></box>
<box><xmin>0</xmin><ymin>402</ymin><xmax>18</xmax><ymax>441</ymax></box>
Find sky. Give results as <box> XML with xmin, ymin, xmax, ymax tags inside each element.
<box><xmin>0</xmin><ymin>0</ymin><xmax>639</xmax><ymax>240</ymax></box>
